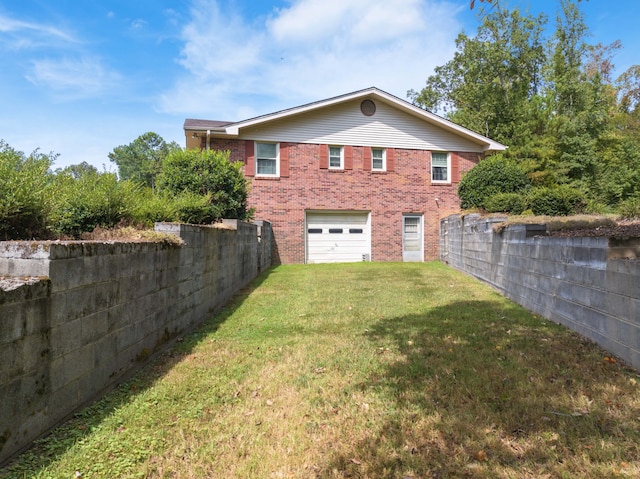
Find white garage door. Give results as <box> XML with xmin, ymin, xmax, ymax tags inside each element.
<box><xmin>306</xmin><ymin>212</ymin><xmax>371</xmax><ymax>263</ymax></box>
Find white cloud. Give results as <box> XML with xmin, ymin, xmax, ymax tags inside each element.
<box><xmin>267</xmin><ymin>0</ymin><xmax>426</xmax><ymax>46</ymax></box>
<box><xmin>0</xmin><ymin>14</ymin><xmax>76</xmax><ymax>48</ymax></box>
<box><xmin>26</xmin><ymin>57</ymin><xmax>122</xmax><ymax>98</ymax></box>
<box><xmin>159</xmin><ymin>0</ymin><xmax>462</xmax><ymax>120</ymax></box>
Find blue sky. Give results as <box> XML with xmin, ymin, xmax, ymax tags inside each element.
<box><xmin>1</xmin><ymin>0</ymin><xmax>639</xmax><ymax>170</ymax></box>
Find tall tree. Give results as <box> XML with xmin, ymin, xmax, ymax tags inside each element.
<box><xmin>108</xmin><ymin>132</ymin><xmax>180</xmax><ymax>189</ymax></box>
<box><xmin>544</xmin><ymin>0</ymin><xmax>613</xmax><ymax>188</ymax></box>
<box><xmin>409</xmin><ymin>6</ymin><xmax>547</xmax><ymax>152</ymax></box>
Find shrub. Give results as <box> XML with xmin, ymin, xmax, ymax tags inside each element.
<box><xmin>618</xmin><ymin>195</ymin><xmax>640</xmax><ymax>220</ymax></box>
<box><xmin>484</xmin><ymin>192</ymin><xmax>526</xmax><ymax>214</ymax></box>
<box><xmin>50</xmin><ymin>171</ymin><xmax>142</xmax><ymax>238</ymax></box>
<box><xmin>458</xmin><ymin>155</ymin><xmax>530</xmax><ymax>209</ymax></box>
<box><xmin>0</xmin><ymin>141</ymin><xmax>55</xmax><ymax>239</ymax></box>
<box><xmin>157</xmin><ymin>149</ymin><xmax>250</xmax><ymax>221</ymax></box>
<box><xmin>528</xmin><ymin>186</ymin><xmax>587</xmax><ymax>216</ymax></box>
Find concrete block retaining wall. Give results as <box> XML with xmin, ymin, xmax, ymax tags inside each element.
<box><xmin>0</xmin><ymin>220</ymin><xmax>272</xmax><ymax>464</ymax></box>
<box><xmin>441</xmin><ymin>214</ymin><xmax>640</xmax><ymax>370</ymax></box>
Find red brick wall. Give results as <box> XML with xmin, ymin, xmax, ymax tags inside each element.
<box><xmin>210</xmin><ymin>139</ymin><xmax>480</xmax><ymax>264</ymax></box>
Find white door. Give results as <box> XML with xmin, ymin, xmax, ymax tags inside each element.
<box><xmin>306</xmin><ymin>212</ymin><xmax>371</xmax><ymax>263</ymax></box>
<box><xmin>402</xmin><ymin>215</ymin><xmax>423</xmax><ymax>262</ymax></box>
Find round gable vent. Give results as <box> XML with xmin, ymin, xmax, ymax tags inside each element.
<box><xmin>360</xmin><ymin>99</ymin><xmax>376</xmax><ymax>116</ymax></box>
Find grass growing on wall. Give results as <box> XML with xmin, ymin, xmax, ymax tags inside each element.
<box><xmin>2</xmin><ymin>263</ymin><xmax>639</xmax><ymax>478</ymax></box>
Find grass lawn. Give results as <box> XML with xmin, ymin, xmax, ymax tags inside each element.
<box><xmin>2</xmin><ymin>262</ymin><xmax>639</xmax><ymax>478</ymax></box>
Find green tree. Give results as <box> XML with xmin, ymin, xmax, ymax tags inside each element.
<box><xmin>544</xmin><ymin>1</ymin><xmax>616</xmax><ymax>190</ymax></box>
<box><xmin>157</xmin><ymin>149</ymin><xmax>250</xmax><ymax>222</ymax></box>
<box><xmin>409</xmin><ymin>6</ymin><xmax>547</xmax><ymax>152</ymax></box>
<box><xmin>56</xmin><ymin>161</ymin><xmax>99</xmax><ymax>178</ymax></box>
<box><xmin>108</xmin><ymin>132</ymin><xmax>180</xmax><ymax>189</ymax></box>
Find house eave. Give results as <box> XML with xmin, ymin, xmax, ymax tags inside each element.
<box><xmin>183</xmin><ymin>87</ymin><xmax>508</xmax><ymax>152</ymax></box>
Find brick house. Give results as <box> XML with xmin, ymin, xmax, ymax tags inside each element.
<box><xmin>183</xmin><ymin>87</ymin><xmax>506</xmax><ymax>264</ymax></box>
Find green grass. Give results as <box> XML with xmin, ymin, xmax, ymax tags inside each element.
<box><xmin>2</xmin><ymin>262</ymin><xmax>640</xmax><ymax>478</ymax></box>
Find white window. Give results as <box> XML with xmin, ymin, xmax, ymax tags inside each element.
<box><xmin>431</xmin><ymin>152</ymin><xmax>450</xmax><ymax>183</ymax></box>
<box><xmin>256</xmin><ymin>142</ymin><xmax>279</xmax><ymax>177</ymax></box>
<box><xmin>329</xmin><ymin>146</ymin><xmax>343</xmax><ymax>169</ymax></box>
<box><xmin>372</xmin><ymin>148</ymin><xmax>386</xmax><ymax>171</ymax></box>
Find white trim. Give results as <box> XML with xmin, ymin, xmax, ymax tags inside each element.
<box><xmin>371</xmin><ymin>147</ymin><xmax>386</xmax><ymax>172</ymax></box>
<box><xmin>329</xmin><ymin>145</ymin><xmax>344</xmax><ymax>169</ymax></box>
<box><xmin>255</xmin><ymin>141</ymin><xmax>280</xmax><ymax>177</ymax></box>
<box><xmin>402</xmin><ymin>214</ymin><xmax>424</xmax><ymax>262</ymax></box>
<box><xmin>431</xmin><ymin>151</ymin><xmax>450</xmax><ymax>184</ymax></box>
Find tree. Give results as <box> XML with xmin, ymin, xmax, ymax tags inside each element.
<box><xmin>409</xmin><ymin>6</ymin><xmax>547</xmax><ymax>151</ymax></box>
<box><xmin>108</xmin><ymin>132</ymin><xmax>180</xmax><ymax>189</ymax></box>
<box><xmin>157</xmin><ymin>149</ymin><xmax>251</xmax><ymax>222</ymax></box>
<box><xmin>542</xmin><ymin>0</ymin><xmax>614</xmax><ymax>189</ymax></box>
<box><xmin>56</xmin><ymin>161</ymin><xmax>99</xmax><ymax>178</ymax></box>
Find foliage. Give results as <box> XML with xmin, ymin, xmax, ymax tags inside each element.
<box><xmin>409</xmin><ymin>7</ymin><xmax>547</xmax><ymax>150</ymax></box>
<box><xmin>55</xmin><ymin>161</ymin><xmax>99</xmax><ymax>178</ymax></box>
<box><xmin>411</xmin><ymin>0</ymin><xmax>640</xmax><ymax>211</ymax></box>
<box><xmin>484</xmin><ymin>192</ymin><xmax>526</xmax><ymax>214</ymax></box>
<box><xmin>458</xmin><ymin>155</ymin><xmax>530</xmax><ymax>209</ymax></box>
<box><xmin>108</xmin><ymin>132</ymin><xmax>181</xmax><ymax>189</ymax></box>
<box><xmin>0</xmin><ymin>141</ymin><xmax>56</xmax><ymax>240</ymax></box>
<box><xmin>157</xmin><ymin>148</ymin><xmax>251</xmax><ymax>222</ymax></box>
<box><xmin>617</xmin><ymin>195</ymin><xmax>640</xmax><ymax>220</ymax></box>
<box><xmin>49</xmin><ymin>170</ymin><xmax>143</xmax><ymax>238</ymax></box>
<box><xmin>528</xmin><ymin>185</ymin><xmax>587</xmax><ymax>216</ymax></box>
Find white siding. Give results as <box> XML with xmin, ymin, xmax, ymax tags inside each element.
<box><xmin>238</xmin><ymin>99</ymin><xmax>482</xmax><ymax>152</ymax></box>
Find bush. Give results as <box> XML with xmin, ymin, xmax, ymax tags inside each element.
<box><xmin>618</xmin><ymin>195</ymin><xmax>640</xmax><ymax>220</ymax></box>
<box><xmin>0</xmin><ymin>141</ymin><xmax>55</xmax><ymax>239</ymax></box>
<box><xmin>528</xmin><ymin>186</ymin><xmax>587</xmax><ymax>216</ymax></box>
<box><xmin>484</xmin><ymin>192</ymin><xmax>526</xmax><ymax>214</ymax></box>
<box><xmin>157</xmin><ymin>149</ymin><xmax>250</xmax><ymax>221</ymax></box>
<box><xmin>458</xmin><ymin>155</ymin><xmax>530</xmax><ymax>209</ymax></box>
<box><xmin>50</xmin><ymin>171</ymin><xmax>143</xmax><ymax>238</ymax></box>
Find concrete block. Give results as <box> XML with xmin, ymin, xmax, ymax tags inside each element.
<box><xmin>21</xmin><ymin>330</ymin><xmax>51</xmax><ymax>374</ymax></box>
<box><xmin>0</xmin><ymin>303</ymin><xmax>24</xmax><ymax>343</ymax></box>
<box><xmin>0</xmin><ymin>340</ymin><xmax>21</xmax><ymax>384</ymax></box>
<box><xmin>605</xmin><ymin>270</ymin><xmax>638</xmax><ymax>299</ymax></box>
<box><xmin>81</xmin><ymin>310</ymin><xmax>109</xmax><ymax>345</ymax></box>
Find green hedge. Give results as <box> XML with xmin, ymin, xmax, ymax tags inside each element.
<box><xmin>458</xmin><ymin>155</ymin><xmax>530</xmax><ymax>209</ymax></box>
<box><xmin>528</xmin><ymin>186</ymin><xmax>587</xmax><ymax>216</ymax></box>
<box><xmin>484</xmin><ymin>192</ymin><xmax>527</xmax><ymax>214</ymax></box>
<box><xmin>0</xmin><ymin>142</ymin><xmax>55</xmax><ymax>240</ymax></box>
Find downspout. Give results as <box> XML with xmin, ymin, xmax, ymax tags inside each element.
<box><xmin>206</xmin><ymin>130</ymin><xmax>210</xmax><ymax>151</ymax></box>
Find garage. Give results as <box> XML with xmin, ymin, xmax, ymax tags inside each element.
<box><xmin>306</xmin><ymin>211</ymin><xmax>371</xmax><ymax>263</ymax></box>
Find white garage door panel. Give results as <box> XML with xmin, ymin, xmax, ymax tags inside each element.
<box><xmin>306</xmin><ymin>212</ymin><xmax>370</xmax><ymax>263</ymax></box>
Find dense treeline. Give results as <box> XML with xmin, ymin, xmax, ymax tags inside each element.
<box><xmin>0</xmin><ymin>136</ymin><xmax>251</xmax><ymax>241</ymax></box>
<box><xmin>410</xmin><ymin>0</ymin><xmax>640</xmax><ymax>216</ymax></box>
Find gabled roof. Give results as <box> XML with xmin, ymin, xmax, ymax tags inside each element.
<box><xmin>184</xmin><ymin>87</ymin><xmax>507</xmax><ymax>152</ymax></box>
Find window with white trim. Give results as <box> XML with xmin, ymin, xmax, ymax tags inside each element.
<box><xmin>256</xmin><ymin>142</ymin><xmax>279</xmax><ymax>177</ymax></box>
<box><xmin>329</xmin><ymin>146</ymin><xmax>343</xmax><ymax>169</ymax></box>
<box><xmin>431</xmin><ymin>152</ymin><xmax>450</xmax><ymax>183</ymax></box>
<box><xmin>372</xmin><ymin>148</ymin><xmax>386</xmax><ymax>171</ymax></box>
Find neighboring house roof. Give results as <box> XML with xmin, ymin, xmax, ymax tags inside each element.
<box><xmin>184</xmin><ymin>87</ymin><xmax>507</xmax><ymax>153</ymax></box>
